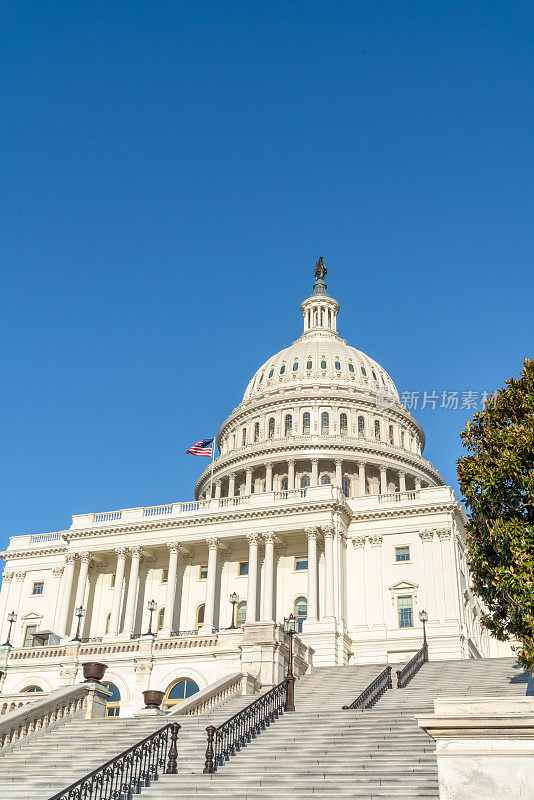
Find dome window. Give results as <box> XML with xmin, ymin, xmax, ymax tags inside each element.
<box><xmin>372</xmin><ymin>370</ymin><xmax>378</xmax><ymax>381</ymax></box>
<box><xmin>258</xmin><ymin>374</ymin><xmax>264</xmax><ymax>384</ymax></box>
<box><xmin>268</xmin><ymin>418</ymin><xmax>275</xmax><ymax>439</ymax></box>
<box><xmin>389</xmin><ymin>424</ymin><xmax>394</xmax><ymax>445</ymax></box>
<box><xmin>280</xmin><ymin>365</ymin><xmax>286</xmax><ymax>375</ymax></box>
<box><xmin>374</xmin><ymin>420</ymin><xmax>381</xmax><ymax>440</ymax></box>
<box><xmin>254</xmin><ymin>422</ymin><xmax>260</xmax><ymax>442</ymax></box>
<box><xmin>268</xmin><ymin>369</ymin><xmax>274</xmax><ymax>379</ymax></box>
<box><xmin>342</xmin><ymin>476</ymin><xmax>351</xmax><ymax>497</ymax></box>
<box><xmin>306</xmin><ymin>360</ymin><xmax>312</xmax><ymax>370</ymax></box>
<box><xmin>242</xmin><ymin>428</ymin><xmax>247</xmax><ymax>446</ymax></box>
<box><xmin>320</xmin><ymin>474</ymin><xmax>331</xmax><ymax>485</ymax></box>
<box><xmin>348</xmin><ymin>363</ymin><xmax>354</xmax><ymax>373</ymax></box>
<box><xmin>300</xmin><ymin>474</ymin><xmax>311</xmax><ymax>488</ymax></box>
<box><xmin>302</xmin><ymin>412</ymin><xmax>311</xmax><ymax>435</ymax></box>
<box><xmin>321</xmin><ymin>411</ymin><xmax>329</xmax><ymax>435</ymax></box>
<box><xmin>401</xmin><ymin>430</ymin><xmax>405</xmax><ymax>448</ymax></box>
<box><xmin>321</xmin><ymin>359</ymin><xmax>327</xmax><ymax>370</ymax></box>
<box><xmin>381</xmin><ymin>375</ymin><xmax>386</xmax><ymax>385</ymax></box>
<box><xmin>292</xmin><ymin>362</ymin><xmax>299</xmax><ymax>371</ymax></box>
<box><xmin>284</xmin><ymin>414</ymin><xmax>292</xmax><ymax>436</ymax></box>
<box><xmin>358</xmin><ymin>416</ymin><xmax>365</xmax><ymax>437</ymax></box>
<box><xmin>340</xmin><ymin>413</ymin><xmax>348</xmax><ymax>435</ymax></box>
<box><xmin>335</xmin><ymin>360</ymin><xmax>341</xmax><ymax>371</ymax></box>
<box><xmin>361</xmin><ymin>366</ymin><xmax>367</xmax><ymax>376</ymax></box>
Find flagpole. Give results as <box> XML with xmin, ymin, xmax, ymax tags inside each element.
<box><xmin>209</xmin><ymin>438</ymin><xmax>216</xmax><ymax>499</ymax></box>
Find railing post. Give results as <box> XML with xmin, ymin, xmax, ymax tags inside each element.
<box><xmin>396</xmin><ymin>668</ymin><xmax>402</xmax><ymax>688</ymax></box>
<box><xmin>387</xmin><ymin>665</ymin><xmax>392</xmax><ymax>688</ymax></box>
<box><xmin>204</xmin><ymin>725</ymin><xmax>216</xmax><ymax>774</ymax></box>
<box><xmin>285</xmin><ymin>676</ymin><xmax>295</xmax><ymax>712</ymax></box>
<box><xmin>166</xmin><ymin>723</ymin><xmax>180</xmax><ymax>774</ymax></box>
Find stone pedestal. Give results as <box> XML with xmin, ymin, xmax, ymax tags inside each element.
<box><xmin>300</xmin><ymin>619</ymin><xmax>347</xmax><ymax>666</ymax></box>
<box><xmin>419</xmin><ymin>696</ymin><xmax>534</xmax><ymax>800</ymax></box>
<box><xmin>239</xmin><ymin>621</ymin><xmax>288</xmax><ymax>688</ymax></box>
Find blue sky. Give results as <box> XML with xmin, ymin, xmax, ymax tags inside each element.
<box><xmin>1</xmin><ymin>1</ymin><xmax>533</xmax><ymax>555</ymax></box>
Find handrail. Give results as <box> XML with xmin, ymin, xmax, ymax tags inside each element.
<box><xmin>204</xmin><ymin>677</ymin><xmax>292</xmax><ymax>773</ymax></box>
<box><xmin>47</xmin><ymin>721</ymin><xmax>180</xmax><ymax>800</ymax></box>
<box><xmin>396</xmin><ymin>642</ymin><xmax>428</xmax><ymax>688</ymax></box>
<box><xmin>342</xmin><ymin>666</ymin><xmax>392</xmax><ymax>710</ymax></box>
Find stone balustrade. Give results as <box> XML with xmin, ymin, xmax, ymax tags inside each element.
<box><xmin>0</xmin><ymin>682</ymin><xmax>110</xmax><ymax>750</ymax></box>
<box><xmin>0</xmin><ymin>692</ymin><xmax>50</xmax><ymax>715</ymax></box>
<box><xmin>168</xmin><ymin>672</ymin><xmax>259</xmax><ymax>717</ymax></box>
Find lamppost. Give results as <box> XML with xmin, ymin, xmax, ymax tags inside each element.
<box><xmin>229</xmin><ymin>593</ymin><xmax>239</xmax><ymax>629</ymax></box>
<box><xmin>145</xmin><ymin>600</ymin><xmax>157</xmax><ymax>636</ymax></box>
<box><xmin>419</xmin><ymin>609</ymin><xmax>429</xmax><ymax>653</ymax></box>
<box><xmin>72</xmin><ymin>607</ymin><xmax>85</xmax><ymax>642</ymax></box>
<box><xmin>283</xmin><ymin>613</ymin><xmax>298</xmax><ymax>712</ymax></box>
<box><xmin>3</xmin><ymin>611</ymin><xmax>16</xmax><ymax>647</ymax></box>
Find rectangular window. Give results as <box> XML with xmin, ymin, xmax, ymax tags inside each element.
<box><xmin>398</xmin><ymin>596</ymin><xmax>414</xmax><ymax>628</ymax></box>
<box><xmin>295</xmin><ymin>556</ymin><xmax>308</xmax><ymax>571</ymax></box>
<box><xmin>395</xmin><ymin>546</ymin><xmax>410</xmax><ymax>562</ymax></box>
<box><xmin>110</xmin><ymin>573</ymin><xmax>116</xmax><ymax>588</ymax></box>
<box><xmin>199</xmin><ymin>564</ymin><xmax>208</xmax><ymax>580</ymax></box>
<box><xmin>31</xmin><ymin>581</ymin><xmax>44</xmax><ymax>595</ymax></box>
<box><xmin>161</xmin><ymin>568</ymin><xmax>168</xmax><ymax>583</ymax></box>
<box><xmin>238</xmin><ymin>561</ymin><xmax>249</xmax><ymax>576</ymax></box>
<box><xmin>23</xmin><ymin>624</ymin><xmax>38</xmax><ymax>648</ymax></box>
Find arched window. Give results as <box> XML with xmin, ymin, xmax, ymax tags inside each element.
<box><xmin>340</xmin><ymin>413</ymin><xmax>348</xmax><ymax>435</ymax></box>
<box><xmin>104</xmin><ymin>612</ymin><xmax>111</xmax><ymax>635</ymax></box>
<box><xmin>372</xmin><ymin>370</ymin><xmax>378</xmax><ymax>381</ymax></box>
<box><xmin>358</xmin><ymin>416</ymin><xmax>365</xmax><ymax>437</ymax></box>
<box><xmin>374</xmin><ymin>420</ymin><xmax>381</xmax><ymax>440</ymax></box>
<box><xmin>320</xmin><ymin>474</ymin><xmax>331</xmax><ymax>485</ymax></box>
<box><xmin>401</xmin><ymin>430</ymin><xmax>405</xmax><ymax>448</ymax></box>
<box><xmin>300</xmin><ymin>475</ymin><xmax>310</xmax><ymax>488</ymax></box>
<box><xmin>389</xmin><ymin>424</ymin><xmax>394</xmax><ymax>445</ymax></box>
<box><xmin>321</xmin><ymin>412</ymin><xmax>329</xmax><ymax>435</ymax></box>
<box><xmin>254</xmin><ymin>422</ymin><xmax>260</xmax><ymax>442</ymax></box>
<box><xmin>361</xmin><ymin>366</ymin><xmax>367</xmax><ymax>376</ymax></box>
<box><xmin>242</xmin><ymin>428</ymin><xmax>247</xmax><ymax>446</ymax></box>
<box><xmin>268</xmin><ymin>368</ymin><xmax>274</xmax><ymax>379</ymax></box>
<box><xmin>196</xmin><ymin>604</ymin><xmax>205</xmax><ymax>631</ymax></box>
<box><xmin>280</xmin><ymin>477</ymin><xmax>288</xmax><ymax>491</ymax></box>
<box><xmin>294</xmin><ymin>596</ymin><xmax>307</xmax><ymax>632</ymax></box>
<box><xmin>236</xmin><ymin>601</ymin><xmax>247</xmax><ymax>628</ymax></box>
<box><xmin>164</xmin><ymin>678</ymin><xmax>200</xmax><ymax>711</ymax></box>
<box><xmin>334</xmin><ymin>360</ymin><xmax>341</xmax><ymax>371</ymax></box>
<box><xmin>302</xmin><ymin>412</ymin><xmax>311</xmax><ymax>435</ymax></box>
<box><xmin>284</xmin><ymin>414</ymin><xmax>292</xmax><ymax>436</ymax></box>
<box><xmin>342</xmin><ymin>476</ymin><xmax>351</xmax><ymax>497</ymax></box>
<box><xmin>268</xmin><ymin>418</ymin><xmax>275</xmax><ymax>439</ymax></box>
<box><xmin>292</xmin><ymin>361</ymin><xmax>298</xmax><ymax>371</ymax></box>
<box><xmin>280</xmin><ymin>364</ymin><xmax>285</xmax><ymax>374</ymax></box>
<box><xmin>321</xmin><ymin>359</ymin><xmax>327</xmax><ymax>370</ymax></box>
<box><xmin>21</xmin><ymin>686</ymin><xmax>43</xmax><ymax>693</ymax></box>
<box><xmin>348</xmin><ymin>363</ymin><xmax>354</xmax><ymax>373</ymax></box>
<box><xmin>306</xmin><ymin>360</ymin><xmax>312</xmax><ymax>370</ymax></box>
<box><xmin>157</xmin><ymin>607</ymin><xmax>165</xmax><ymax>631</ymax></box>
<box><xmin>102</xmin><ymin>682</ymin><xmax>121</xmax><ymax>717</ymax></box>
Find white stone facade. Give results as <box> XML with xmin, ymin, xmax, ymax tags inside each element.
<box><xmin>0</xmin><ymin>268</ymin><xmax>512</xmax><ymax>715</ymax></box>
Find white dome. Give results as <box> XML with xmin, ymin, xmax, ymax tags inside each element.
<box><xmin>242</xmin><ymin>332</ymin><xmax>400</xmax><ymax>405</ymax></box>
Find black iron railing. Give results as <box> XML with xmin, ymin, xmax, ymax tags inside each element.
<box><xmin>170</xmin><ymin>629</ymin><xmax>198</xmax><ymax>637</ymax></box>
<box><xmin>396</xmin><ymin>642</ymin><xmax>428</xmax><ymax>688</ymax></box>
<box><xmin>342</xmin><ymin>666</ymin><xmax>392</xmax><ymax>710</ymax></box>
<box><xmin>204</xmin><ymin>677</ymin><xmax>292</xmax><ymax>773</ymax></box>
<box><xmin>48</xmin><ymin>722</ymin><xmax>180</xmax><ymax>800</ymax></box>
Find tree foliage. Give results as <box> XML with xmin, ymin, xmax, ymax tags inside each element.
<box><xmin>457</xmin><ymin>359</ymin><xmax>534</xmax><ymax>668</ymax></box>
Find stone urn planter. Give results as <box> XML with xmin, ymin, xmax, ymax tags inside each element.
<box><xmin>142</xmin><ymin>690</ymin><xmax>165</xmax><ymax>710</ymax></box>
<box><xmin>82</xmin><ymin>662</ymin><xmax>108</xmax><ymax>683</ymax></box>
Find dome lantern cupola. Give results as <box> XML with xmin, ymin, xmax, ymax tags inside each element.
<box><xmin>300</xmin><ymin>257</ymin><xmax>340</xmax><ymax>334</ymax></box>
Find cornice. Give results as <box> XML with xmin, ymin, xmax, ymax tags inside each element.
<box><xmin>350</xmin><ymin>503</ymin><xmax>456</xmax><ymax>523</ymax></box>
<box><xmin>0</xmin><ymin>546</ymin><xmax>67</xmax><ymax>561</ymax></box>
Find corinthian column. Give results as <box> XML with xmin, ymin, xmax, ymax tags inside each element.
<box><xmin>201</xmin><ymin>538</ymin><xmax>219</xmax><ymax>632</ymax></box>
<box><xmin>123</xmin><ymin>546</ymin><xmax>142</xmax><ymax>635</ymax></box>
<box><xmin>322</xmin><ymin>525</ymin><xmax>335</xmax><ymax>619</ymax></box>
<box><xmin>438</xmin><ymin>529</ymin><xmax>456</xmax><ymax>620</ymax></box>
<box><xmin>419</xmin><ymin>530</ymin><xmax>437</xmax><ymax>621</ymax></box>
<box><xmin>70</xmin><ymin>553</ymin><xmax>91</xmax><ymax>636</ymax></box>
<box><xmin>265</xmin><ymin>463</ymin><xmax>273</xmax><ymax>492</ymax></box>
<box><xmin>109</xmin><ymin>547</ymin><xmax>127</xmax><ymax>636</ymax></box>
<box><xmin>305</xmin><ymin>527</ymin><xmax>319</xmax><ymax>622</ymax></box>
<box><xmin>369</xmin><ymin>535</ymin><xmax>384</xmax><ymax>627</ymax></box>
<box><xmin>358</xmin><ymin>462</ymin><xmax>366</xmax><ymax>496</ymax></box>
<box><xmin>311</xmin><ymin>459</ymin><xmax>319</xmax><ymax>487</ymax></box>
<box><xmin>261</xmin><ymin>532</ymin><xmax>276</xmax><ymax>621</ymax></box>
<box><xmin>245</xmin><ymin>533</ymin><xmax>260</xmax><ymax>623</ymax></box>
<box><xmin>57</xmin><ymin>554</ymin><xmax>77</xmax><ymax>637</ymax></box>
<box><xmin>162</xmin><ymin>542</ymin><xmax>181</xmax><ymax>634</ymax></box>
<box><xmin>288</xmin><ymin>460</ymin><xmax>295</xmax><ymax>490</ymax></box>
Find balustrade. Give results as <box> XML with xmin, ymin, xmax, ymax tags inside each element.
<box><xmin>396</xmin><ymin>643</ymin><xmax>428</xmax><ymax>688</ymax></box>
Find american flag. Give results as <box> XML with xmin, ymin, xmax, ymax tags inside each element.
<box><xmin>185</xmin><ymin>438</ymin><xmax>214</xmax><ymax>457</ymax></box>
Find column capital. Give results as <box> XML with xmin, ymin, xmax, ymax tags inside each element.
<box><xmin>311</xmin><ymin>457</ymin><xmax>319</xmax><ymax>466</ymax></box>
<box><xmin>335</xmin><ymin>458</ymin><xmax>342</xmax><ymax>467</ymax></box>
<box><xmin>129</xmin><ymin>546</ymin><xmax>143</xmax><ymax>558</ymax></box>
<box><xmin>115</xmin><ymin>547</ymin><xmax>128</xmax><ymax>558</ymax></box>
<box><xmin>288</xmin><ymin>458</ymin><xmax>295</xmax><ymax>466</ymax></box>
<box><xmin>398</xmin><ymin>470</ymin><xmax>406</xmax><ymax>477</ymax></box>
<box><xmin>206</xmin><ymin>537</ymin><xmax>220</xmax><ymax>550</ymax></box>
<box><xmin>357</xmin><ymin>461</ymin><xmax>366</xmax><ymax>469</ymax></box>
<box><xmin>263</xmin><ymin>531</ymin><xmax>276</xmax><ymax>544</ymax></box>
<box><xmin>53</xmin><ymin>566</ymin><xmax>64</xmax><ymax>578</ymax></box>
<box><xmin>369</xmin><ymin>534</ymin><xmax>383</xmax><ymax>547</ymax></box>
<box><xmin>228</xmin><ymin>471</ymin><xmax>237</xmax><ymax>479</ymax></box>
<box><xmin>2</xmin><ymin>572</ymin><xmax>14</xmax><ymax>582</ymax></box>
<box><xmin>437</xmin><ymin>528</ymin><xmax>452</xmax><ymax>540</ymax></box>
<box><xmin>79</xmin><ymin>551</ymin><xmax>92</xmax><ymax>563</ymax></box>
<box><xmin>65</xmin><ymin>553</ymin><xmax>78</xmax><ymax>565</ymax></box>
<box><xmin>167</xmin><ymin>541</ymin><xmax>181</xmax><ymax>554</ymax></box>
<box><xmin>215</xmin><ymin>478</ymin><xmax>221</xmax><ymax>485</ymax></box>
<box><xmin>245</xmin><ymin>466</ymin><xmax>253</xmax><ymax>475</ymax></box>
<box><xmin>321</xmin><ymin>524</ymin><xmax>335</xmax><ymax>539</ymax></box>
<box><xmin>351</xmin><ymin>536</ymin><xmax>366</xmax><ymax>549</ymax></box>
<box><xmin>419</xmin><ymin>529</ymin><xmax>435</xmax><ymax>542</ymax></box>
<box><xmin>246</xmin><ymin>532</ymin><xmax>261</xmax><ymax>545</ymax></box>
<box><xmin>305</xmin><ymin>526</ymin><xmax>319</xmax><ymax>540</ymax></box>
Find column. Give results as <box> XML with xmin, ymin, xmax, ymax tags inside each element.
<box><xmin>351</xmin><ymin>537</ymin><xmax>368</xmax><ymax>627</ymax></box>
<box><xmin>57</xmin><ymin>554</ymin><xmax>77</xmax><ymax>637</ymax></box>
<box><xmin>228</xmin><ymin>473</ymin><xmax>236</xmax><ymax>497</ymax></box>
<box><xmin>245</xmin><ymin>467</ymin><xmax>253</xmax><ymax>495</ymax></box>
<box><xmin>380</xmin><ymin>466</ymin><xmax>387</xmax><ymax>495</ymax></box>
<box><xmin>305</xmin><ymin>527</ymin><xmax>319</xmax><ymax>622</ymax></box>
<box><xmin>245</xmin><ymin>533</ymin><xmax>260</xmax><ymax>623</ymax></box>
<box><xmin>419</xmin><ymin>530</ymin><xmax>438</xmax><ymax>621</ymax></box>
<box><xmin>215</xmin><ymin>480</ymin><xmax>221</xmax><ymax>499</ymax></box>
<box><xmin>438</xmin><ymin>529</ymin><xmax>456</xmax><ymax>620</ymax></box>
<box><xmin>71</xmin><ymin>552</ymin><xmax>91</xmax><ymax>636</ymax></box>
<box><xmin>0</xmin><ymin>573</ymin><xmax>14</xmax><ymax>642</ymax></box>
<box><xmin>415</xmin><ymin>478</ymin><xmax>422</xmax><ymax>490</ymax></box>
<box><xmin>399</xmin><ymin>471</ymin><xmax>406</xmax><ymax>492</ymax></box>
<box><xmin>109</xmin><ymin>547</ymin><xmax>127</xmax><ymax>636</ymax></box>
<box><xmin>358</xmin><ymin>462</ymin><xmax>366</xmax><ymax>496</ymax></box>
<box><xmin>202</xmin><ymin>538</ymin><xmax>219</xmax><ymax>631</ymax></box>
<box><xmin>288</xmin><ymin>460</ymin><xmax>295</xmax><ymax>490</ymax></box>
<box><xmin>265</xmin><ymin>463</ymin><xmax>273</xmax><ymax>492</ymax></box>
<box><xmin>123</xmin><ymin>546</ymin><xmax>142</xmax><ymax>635</ymax></box>
<box><xmin>261</xmin><ymin>532</ymin><xmax>276</xmax><ymax>621</ymax></box>
<box><xmin>311</xmin><ymin>458</ymin><xmax>319</xmax><ymax>487</ymax></box>
<box><xmin>162</xmin><ymin>543</ymin><xmax>180</xmax><ymax>633</ymax></box>
<box><xmin>369</xmin><ymin>535</ymin><xmax>384</xmax><ymax>627</ymax></box>
<box><xmin>322</xmin><ymin>525</ymin><xmax>335</xmax><ymax>619</ymax></box>
<box><xmin>335</xmin><ymin>459</ymin><xmax>342</xmax><ymax>488</ymax></box>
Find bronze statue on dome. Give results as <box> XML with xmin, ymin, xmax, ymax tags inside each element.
<box><xmin>314</xmin><ymin>256</ymin><xmax>327</xmax><ymax>281</ymax></box>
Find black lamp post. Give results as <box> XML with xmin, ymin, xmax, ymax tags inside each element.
<box><xmin>72</xmin><ymin>606</ymin><xmax>85</xmax><ymax>642</ymax></box>
<box><xmin>419</xmin><ymin>609</ymin><xmax>429</xmax><ymax>657</ymax></box>
<box><xmin>145</xmin><ymin>600</ymin><xmax>157</xmax><ymax>636</ymax></box>
<box><xmin>3</xmin><ymin>611</ymin><xmax>16</xmax><ymax>647</ymax></box>
<box><xmin>229</xmin><ymin>593</ymin><xmax>239</xmax><ymax>629</ymax></box>
<box><xmin>283</xmin><ymin>613</ymin><xmax>298</xmax><ymax>712</ymax></box>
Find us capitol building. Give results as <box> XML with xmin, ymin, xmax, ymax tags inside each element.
<box><xmin>0</xmin><ymin>260</ymin><xmax>511</xmax><ymax>716</ymax></box>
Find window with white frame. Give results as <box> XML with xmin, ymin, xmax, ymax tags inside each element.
<box><xmin>358</xmin><ymin>416</ymin><xmax>365</xmax><ymax>436</ymax></box>
<box><xmin>340</xmin><ymin>413</ymin><xmax>348</xmax><ymax>435</ymax></box>
<box><xmin>238</xmin><ymin>561</ymin><xmax>249</xmax><ymax>576</ymax></box>
<box><xmin>254</xmin><ymin>422</ymin><xmax>260</xmax><ymax>442</ymax></box>
<box><xmin>295</xmin><ymin>556</ymin><xmax>308</xmax><ymax>571</ymax></box>
<box><xmin>321</xmin><ymin>411</ymin><xmax>329</xmax><ymax>435</ymax></box>
<box><xmin>302</xmin><ymin>412</ymin><xmax>311</xmax><ymax>435</ymax></box>
<box><xmin>395</xmin><ymin>546</ymin><xmax>410</xmax><ymax>563</ymax></box>
<box><xmin>31</xmin><ymin>581</ymin><xmax>44</xmax><ymax>596</ymax></box>
<box><xmin>374</xmin><ymin>419</ymin><xmax>381</xmax><ymax>439</ymax></box>
<box><xmin>398</xmin><ymin>595</ymin><xmax>414</xmax><ymax>628</ymax></box>
<box><xmin>268</xmin><ymin>418</ymin><xmax>275</xmax><ymax>439</ymax></box>
<box><xmin>284</xmin><ymin>414</ymin><xmax>292</xmax><ymax>436</ymax></box>
<box><xmin>342</xmin><ymin>476</ymin><xmax>351</xmax><ymax>497</ymax></box>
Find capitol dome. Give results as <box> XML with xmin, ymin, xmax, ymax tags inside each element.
<box><xmin>195</xmin><ymin>258</ymin><xmax>444</xmax><ymax>500</ymax></box>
